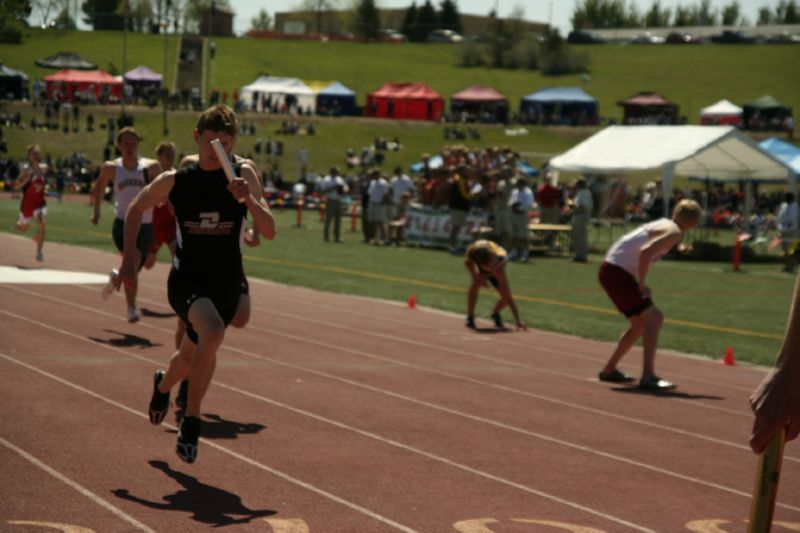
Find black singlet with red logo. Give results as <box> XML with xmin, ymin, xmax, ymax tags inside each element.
<box><xmin>169</xmin><ymin>163</ymin><xmax>247</xmax><ymax>280</ymax></box>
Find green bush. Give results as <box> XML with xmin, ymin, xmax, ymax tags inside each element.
<box><xmin>541</xmin><ymin>48</ymin><xmax>590</xmax><ymax>76</ymax></box>
<box><xmin>0</xmin><ymin>20</ymin><xmax>23</xmax><ymax>44</ymax></box>
<box><xmin>455</xmin><ymin>40</ymin><xmax>487</xmax><ymax>67</ymax></box>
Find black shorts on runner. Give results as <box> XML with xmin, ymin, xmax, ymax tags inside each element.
<box><xmin>168</xmin><ymin>268</ymin><xmax>242</xmax><ymax>344</ymax></box>
<box><xmin>112</xmin><ymin>218</ymin><xmax>152</xmax><ymax>270</ymax></box>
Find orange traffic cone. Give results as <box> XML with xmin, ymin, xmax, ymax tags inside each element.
<box><xmin>723</xmin><ymin>346</ymin><xmax>736</xmax><ymax>366</ymax></box>
<box><xmin>407</xmin><ymin>293</ymin><xmax>416</xmax><ymax>309</ymax></box>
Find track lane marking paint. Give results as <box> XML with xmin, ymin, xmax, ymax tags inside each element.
<box><xmin>0</xmin><ymin>438</ymin><xmax>155</xmax><ymax>532</ymax></box>
<box><xmin>0</xmin><ymin>309</ymin><xmax>656</xmax><ymax>531</ymax></box>
<box><xmin>0</xmin><ymin>349</ymin><xmax>417</xmax><ymax>533</ymax></box>
<box><xmin>3</xmin><ymin>294</ymin><xmax>799</xmax><ymax>517</ymax></box>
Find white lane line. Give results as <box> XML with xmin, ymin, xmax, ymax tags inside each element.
<box><xmin>5</xmin><ymin>280</ymin><xmax>799</xmax><ymax>470</ymax></box>
<box><xmin>0</xmin><ymin>311</ymin><xmax>655</xmax><ymax>531</ymax></box>
<box><xmin>258</xmin><ymin>290</ymin><xmax>766</xmax><ymax>392</ymax></box>
<box><xmin>63</xmin><ymin>275</ymin><xmax>759</xmax><ymax>420</ymax></box>
<box><xmin>0</xmin><ymin>436</ymin><xmax>156</xmax><ymax>533</ymax></box>
<box><xmin>248</xmin><ymin>302</ymin><xmax>758</xmax><ymax>419</ymax></box>
<box><xmin>0</xmin><ymin>350</ymin><xmax>417</xmax><ymax>533</ymax></box>
<box><xmin>3</xmin><ymin>296</ymin><xmax>799</xmax><ymax>517</ymax></box>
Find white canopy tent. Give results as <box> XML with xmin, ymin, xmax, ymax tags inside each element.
<box><xmin>700</xmin><ymin>99</ymin><xmax>743</xmax><ymax>117</ymax></box>
<box><xmin>548</xmin><ymin>125</ymin><xmax>796</xmax><ymax>217</ymax></box>
<box><xmin>239</xmin><ymin>76</ymin><xmax>316</xmax><ymax>113</ymax></box>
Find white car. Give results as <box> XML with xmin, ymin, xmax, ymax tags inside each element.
<box><xmin>427</xmin><ymin>29</ymin><xmax>464</xmax><ymax>43</ymax></box>
<box><xmin>630</xmin><ymin>32</ymin><xmax>665</xmax><ymax>44</ymax></box>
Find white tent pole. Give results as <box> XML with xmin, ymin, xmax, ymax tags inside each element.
<box><xmin>661</xmin><ymin>163</ymin><xmax>675</xmax><ymax>218</ymax></box>
<box><xmin>745</xmin><ymin>180</ymin><xmax>753</xmax><ymax>220</ymax></box>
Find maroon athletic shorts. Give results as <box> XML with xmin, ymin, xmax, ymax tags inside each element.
<box><xmin>598</xmin><ymin>261</ymin><xmax>653</xmax><ymax>318</ymax></box>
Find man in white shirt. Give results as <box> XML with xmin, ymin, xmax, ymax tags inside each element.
<box><xmin>778</xmin><ymin>192</ymin><xmax>799</xmax><ymax>273</ymax></box>
<box><xmin>508</xmin><ymin>177</ymin><xmax>534</xmax><ymax>262</ymax></box>
<box><xmin>317</xmin><ymin>166</ymin><xmax>349</xmax><ymax>242</ymax></box>
<box><xmin>389</xmin><ymin>166</ymin><xmax>415</xmax><ymax>219</ymax></box>
<box><xmin>571</xmin><ymin>178</ymin><xmax>594</xmax><ymax>262</ymax></box>
<box><xmin>367</xmin><ymin>169</ymin><xmax>390</xmax><ymax>244</ymax></box>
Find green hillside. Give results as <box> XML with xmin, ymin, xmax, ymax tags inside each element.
<box><xmin>1</xmin><ymin>29</ymin><xmax>798</xmax><ymax>121</ymax></box>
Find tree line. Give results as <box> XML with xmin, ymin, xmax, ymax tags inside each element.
<box><xmin>572</xmin><ymin>0</ymin><xmax>800</xmax><ymax>30</ymax></box>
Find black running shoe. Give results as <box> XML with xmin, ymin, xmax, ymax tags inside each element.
<box><xmin>175</xmin><ymin>379</ymin><xmax>189</xmax><ymax>409</ymax></box>
<box><xmin>491</xmin><ymin>312</ymin><xmax>505</xmax><ymax>329</ymax></box>
<box><xmin>176</xmin><ymin>415</ymin><xmax>201</xmax><ymax>464</ymax></box>
<box><xmin>465</xmin><ymin>315</ymin><xmax>476</xmax><ymax>329</ymax></box>
<box><xmin>148</xmin><ymin>370</ymin><xmax>170</xmax><ymax>425</ymax></box>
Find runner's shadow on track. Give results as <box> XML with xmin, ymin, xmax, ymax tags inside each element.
<box><xmin>141</xmin><ymin>308</ymin><xmax>177</xmax><ymax>319</ymax></box>
<box><xmin>610</xmin><ymin>386</ymin><xmax>724</xmax><ymax>400</ymax></box>
<box><xmin>112</xmin><ymin>460</ymin><xmax>275</xmax><ymax>527</ymax></box>
<box><xmin>88</xmin><ymin>330</ymin><xmax>161</xmax><ymax>349</ymax></box>
<box><xmin>470</xmin><ymin>327</ymin><xmax>513</xmax><ymax>334</ymax></box>
<box><xmin>169</xmin><ymin>412</ymin><xmax>267</xmax><ymax>440</ymax></box>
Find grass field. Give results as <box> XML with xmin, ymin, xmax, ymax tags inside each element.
<box><xmin>2</xmin><ymin>29</ymin><xmax>797</xmax><ymax>180</ymax></box>
<box><xmin>1</xmin><ymin>196</ymin><xmax>794</xmax><ymax>368</ymax></box>
<box><xmin>2</xmin><ymin>28</ymin><xmax>798</xmax><ymax>121</ymax></box>
<box><xmin>1</xmin><ymin>29</ymin><xmax>797</xmax><ymax>368</ymax></box>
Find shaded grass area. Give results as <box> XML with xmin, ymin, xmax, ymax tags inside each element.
<box><xmin>1</xmin><ymin>197</ymin><xmax>793</xmax><ymax>367</ymax></box>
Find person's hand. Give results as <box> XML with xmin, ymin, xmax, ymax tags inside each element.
<box><xmin>118</xmin><ymin>251</ymin><xmax>140</xmax><ymax>292</ymax></box>
<box><xmin>244</xmin><ymin>228</ymin><xmax>260</xmax><ymax>247</ymax></box>
<box><xmin>90</xmin><ymin>213</ymin><xmax>99</xmax><ymax>225</ymax></box>
<box><xmin>639</xmin><ymin>285</ymin><xmax>651</xmax><ymax>298</ymax></box>
<box><xmin>228</xmin><ymin>177</ymin><xmax>250</xmax><ymax>203</ymax></box>
<box><xmin>750</xmin><ymin>415</ymin><xmax>800</xmax><ymax>454</ymax></box>
<box><xmin>478</xmin><ymin>275</ymin><xmax>489</xmax><ymax>288</ymax></box>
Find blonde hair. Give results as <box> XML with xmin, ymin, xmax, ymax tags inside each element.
<box><xmin>116</xmin><ymin>126</ymin><xmax>142</xmax><ymax>144</ymax></box>
<box><xmin>155</xmin><ymin>140</ymin><xmax>176</xmax><ymax>156</ymax></box>
<box><xmin>672</xmin><ymin>199</ymin><xmax>702</xmax><ymax>227</ymax></box>
<box><xmin>26</xmin><ymin>144</ymin><xmax>41</xmax><ymax>157</ymax></box>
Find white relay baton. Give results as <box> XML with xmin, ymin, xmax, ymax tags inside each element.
<box><xmin>210</xmin><ymin>138</ymin><xmax>245</xmax><ymax>203</ymax></box>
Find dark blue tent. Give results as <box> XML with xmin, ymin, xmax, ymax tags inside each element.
<box><xmin>0</xmin><ymin>63</ymin><xmax>28</xmax><ymax>100</ymax></box>
<box><xmin>520</xmin><ymin>87</ymin><xmax>598</xmax><ymax>126</ymax></box>
<box><xmin>316</xmin><ymin>81</ymin><xmax>356</xmax><ymax>116</ymax></box>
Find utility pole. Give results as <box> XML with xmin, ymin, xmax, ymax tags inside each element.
<box><xmin>122</xmin><ymin>0</ymin><xmax>128</xmax><ymax>117</ymax></box>
<box><xmin>163</xmin><ymin>0</ymin><xmax>171</xmax><ymax>136</ymax></box>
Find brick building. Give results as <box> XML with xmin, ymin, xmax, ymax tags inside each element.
<box><xmin>199</xmin><ymin>5</ymin><xmax>235</xmax><ymax>37</ymax></box>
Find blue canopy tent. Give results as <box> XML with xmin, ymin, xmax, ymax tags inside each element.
<box><xmin>759</xmin><ymin>137</ymin><xmax>800</xmax><ymax>175</ymax></box>
<box><xmin>520</xmin><ymin>87</ymin><xmax>598</xmax><ymax>126</ymax></box>
<box><xmin>316</xmin><ymin>81</ymin><xmax>356</xmax><ymax>116</ymax></box>
<box><xmin>410</xmin><ymin>155</ymin><xmax>538</xmax><ymax>177</ymax></box>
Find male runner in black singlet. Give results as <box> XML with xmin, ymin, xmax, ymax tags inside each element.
<box><xmin>115</xmin><ymin>105</ymin><xmax>276</xmax><ymax>463</ymax></box>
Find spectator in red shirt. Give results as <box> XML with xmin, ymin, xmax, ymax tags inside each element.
<box><xmin>537</xmin><ymin>172</ymin><xmax>562</xmax><ymax>224</ymax></box>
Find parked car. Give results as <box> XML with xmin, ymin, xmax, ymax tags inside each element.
<box><xmin>710</xmin><ymin>30</ymin><xmax>757</xmax><ymax>44</ymax></box>
<box><xmin>666</xmin><ymin>31</ymin><xmax>702</xmax><ymax>44</ymax></box>
<box><xmin>630</xmin><ymin>32</ymin><xmax>665</xmax><ymax>44</ymax></box>
<box><xmin>378</xmin><ymin>29</ymin><xmax>408</xmax><ymax>42</ymax></box>
<box><xmin>765</xmin><ymin>31</ymin><xmax>800</xmax><ymax>44</ymax></box>
<box><xmin>567</xmin><ymin>30</ymin><xmax>606</xmax><ymax>44</ymax></box>
<box><xmin>427</xmin><ymin>29</ymin><xmax>464</xmax><ymax>43</ymax></box>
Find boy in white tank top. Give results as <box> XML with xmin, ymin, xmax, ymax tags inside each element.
<box><xmin>91</xmin><ymin>127</ymin><xmax>161</xmax><ymax>323</ymax></box>
<box><xmin>597</xmin><ymin>199</ymin><xmax>702</xmax><ymax>391</ymax></box>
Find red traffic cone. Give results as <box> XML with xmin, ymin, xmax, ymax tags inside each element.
<box><xmin>723</xmin><ymin>346</ymin><xmax>736</xmax><ymax>366</ymax></box>
<box><xmin>407</xmin><ymin>293</ymin><xmax>416</xmax><ymax>309</ymax></box>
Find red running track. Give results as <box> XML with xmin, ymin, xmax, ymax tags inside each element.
<box><xmin>0</xmin><ymin>232</ymin><xmax>798</xmax><ymax>532</ymax></box>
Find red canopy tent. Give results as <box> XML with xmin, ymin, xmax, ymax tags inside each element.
<box><xmin>451</xmin><ymin>85</ymin><xmax>506</xmax><ymax>102</ymax></box>
<box><xmin>365</xmin><ymin>83</ymin><xmax>443</xmax><ymax>121</ymax></box>
<box><xmin>42</xmin><ymin>69</ymin><xmax>122</xmax><ymax>102</ymax></box>
<box><xmin>617</xmin><ymin>91</ymin><xmax>679</xmax><ymax>125</ymax></box>
<box><xmin>450</xmin><ymin>85</ymin><xmax>508</xmax><ymax>122</ymax></box>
